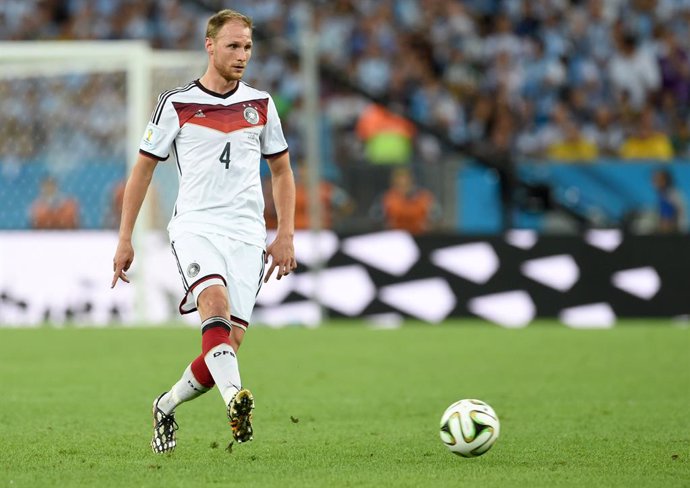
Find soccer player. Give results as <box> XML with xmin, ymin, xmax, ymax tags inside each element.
<box><xmin>111</xmin><ymin>9</ymin><xmax>296</xmax><ymax>454</ymax></box>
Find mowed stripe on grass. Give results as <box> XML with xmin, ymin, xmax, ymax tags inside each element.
<box><xmin>0</xmin><ymin>321</ymin><xmax>687</xmax><ymax>487</ymax></box>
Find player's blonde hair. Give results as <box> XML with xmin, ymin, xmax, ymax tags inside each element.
<box><xmin>206</xmin><ymin>9</ymin><xmax>253</xmax><ymax>39</ymax></box>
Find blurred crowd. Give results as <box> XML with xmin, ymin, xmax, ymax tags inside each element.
<box><xmin>3</xmin><ymin>0</ymin><xmax>690</xmax><ymax>164</ymax></box>
<box><xmin>1</xmin><ymin>0</ymin><xmax>689</xmax><ymax>232</ymax></box>
<box><xmin>0</xmin><ymin>74</ymin><xmax>127</xmax><ymax>170</ymax></box>
<box><xmin>305</xmin><ymin>0</ymin><xmax>690</xmax><ymax>163</ymax></box>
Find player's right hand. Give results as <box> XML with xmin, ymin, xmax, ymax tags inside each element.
<box><xmin>264</xmin><ymin>233</ymin><xmax>297</xmax><ymax>282</ymax></box>
<box><xmin>111</xmin><ymin>240</ymin><xmax>134</xmax><ymax>288</ymax></box>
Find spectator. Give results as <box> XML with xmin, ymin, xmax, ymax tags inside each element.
<box><xmin>410</xmin><ymin>76</ymin><xmax>466</xmax><ymax>143</ymax></box>
<box><xmin>371</xmin><ymin>166</ymin><xmax>440</xmax><ymax>235</ymax></box>
<box><xmin>651</xmin><ymin>169</ymin><xmax>686</xmax><ymax>233</ymax></box>
<box><xmin>583</xmin><ymin>106</ymin><xmax>624</xmax><ymax>157</ymax></box>
<box><xmin>583</xmin><ymin>0</ymin><xmax>616</xmax><ymax>68</ymax></box>
<box><xmin>527</xmin><ymin>104</ymin><xmax>598</xmax><ymax>161</ymax></box>
<box><xmin>608</xmin><ymin>31</ymin><xmax>660</xmax><ymax>109</ymax></box>
<box><xmin>546</xmin><ymin>119</ymin><xmax>599</xmax><ymax>162</ymax></box>
<box><xmin>293</xmin><ymin>163</ymin><xmax>354</xmax><ymax>231</ymax></box>
<box><xmin>482</xmin><ymin>49</ymin><xmax>524</xmax><ymax>105</ymax></box>
<box><xmin>521</xmin><ymin>37</ymin><xmax>566</xmax><ymax>123</ymax></box>
<box><xmin>656</xmin><ymin>26</ymin><xmax>690</xmax><ymax>107</ymax></box>
<box><xmin>30</xmin><ymin>176</ymin><xmax>79</xmax><ymax>229</ymax></box>
<box><xmin>355</xmin><ymin>42</ymin><xmax>392</xmax><ymax>97</ymax></box>
<box><xmin>620</xmin><ymin>107</ymin><xmax>674</xmax><ymax>160</ymax></box>
<box><xmin>483</xmin><ymin>14</ymin><xmax>521</xmax><ymax>61</ymax></box>
<box><xmin>355</xmin><ymin>103</ymin><xmax>416</xmax><ymax>165</ymax></box>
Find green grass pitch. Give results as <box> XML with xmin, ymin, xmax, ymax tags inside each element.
<box><xmin>0</xmin><ymin>320</ymin><xmax>688</xmax><ymax>487</ymax></box>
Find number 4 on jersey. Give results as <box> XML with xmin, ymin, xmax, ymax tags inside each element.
<box><xmin>220</xmin><ymin>142</ymin><xmax>231</xmax><ymax>169</ymax></box>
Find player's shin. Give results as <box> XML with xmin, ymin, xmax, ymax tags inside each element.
<box><xmin>156</xmin><ymin>364</ymin><xmax>211</xmax><ymax>414</ymax></box>
<box><xmin>201</xmin><ymin>316</ymin><xmax>243</xmax><ymax>405</ymax></box>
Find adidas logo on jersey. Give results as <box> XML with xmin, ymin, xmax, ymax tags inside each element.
<box><xmin>194</xmin><ymin>110</ymin><xmax>206</xmax><ymax>118</ymax></box>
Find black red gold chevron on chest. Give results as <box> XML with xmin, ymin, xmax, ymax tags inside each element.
<box><xmin>173</xmin><ymin>98</ymin><xmax>268</xmax><ymax>133</ymax></box>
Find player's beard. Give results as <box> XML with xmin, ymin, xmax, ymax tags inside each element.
<box><xmin>215</xmin><ymin>59</ymin><xmax>244</xmax><ymax>83</ymax></box>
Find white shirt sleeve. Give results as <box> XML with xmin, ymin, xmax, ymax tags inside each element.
<box><xmin>260</xmin><ymin>95</ymin><xmax>289</xmax><ymax>158</ymax></box>
<box><xmin>139</xmin><ymin>93</ymin><xmax>181</xmax><ymax>160</ymax></box>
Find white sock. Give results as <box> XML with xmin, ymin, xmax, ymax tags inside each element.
<box><xmin>204</xmin><ymin>343</ymin><xmax>242</xmax><ymax>405</ymax></box>
<box><xmin>157</xmin><ymin>365</ymin><xmax>211</xmax><ymax>415</ymax></box>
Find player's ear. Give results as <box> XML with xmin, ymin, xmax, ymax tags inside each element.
<box><xmin>205</xmin><ymin>37</ymin><xmax>213</xmax><ymax>55</ymax></box>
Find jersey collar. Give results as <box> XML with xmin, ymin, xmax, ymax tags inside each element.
<box><xmin>194</xmin><ymin>79</ymin><xmax>241</xmax><ymax>99</ymax></box>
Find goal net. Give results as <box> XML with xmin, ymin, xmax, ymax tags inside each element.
<box><xmin>0</xmin><ymin>41</ymin><xmax>207</xmax><ymax>325</ymax></box>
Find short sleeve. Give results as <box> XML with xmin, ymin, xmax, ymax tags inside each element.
<box><xmin>139</xmin><ymin>93</ymin><xmax>181</xmax><ymax>161</ymax></box>
<box><xmin>260</xmin><ymin>95</ymin><xmax>289</xmax><ymax>159</ymax></box>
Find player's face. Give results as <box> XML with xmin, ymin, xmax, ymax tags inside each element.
<box><xmin>208</xmin><ymin>21</ymin><xmax>253</xmax><ymax>83</ymax></box>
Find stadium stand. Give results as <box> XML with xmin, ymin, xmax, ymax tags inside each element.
<box><xmin>1</xmin><ymin>0</ymin><xmax>688</xmax><ymax>233</ymax></box>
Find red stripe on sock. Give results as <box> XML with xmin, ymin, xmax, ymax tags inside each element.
<box><xmin>191</xmin><ymin>354</ymin><xmax>215</xmax><ymax>388</ymax></box>
<box><xmin>191</xmin><ymin>321</ymin><xmax>233</xmax><ymax>389</ymax></box>
<box><xmin>201</xmin><ymin>325</ymin><xmax>232</xmax><ymax>354</ymax></box>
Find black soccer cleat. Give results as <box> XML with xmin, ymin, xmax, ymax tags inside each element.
<box><xmin>151</xmin><ymin>393</ymin><xmax>178</xmax><ymax>454</ymax></box>
<box><xmin>228</xmin><ymin>388</ymin><xmax>254</xmax><ymax>443</ymax></box>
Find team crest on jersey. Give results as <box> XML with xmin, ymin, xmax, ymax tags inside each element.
<box><xmin>243</xmin><ymin>106</ymin><xmax>259</xmax><ymax>125</ymax></box>
<box><xmin>187</xmin><ymin>263</ymin><xmax>200</xmax><ymax>278</ymax></box>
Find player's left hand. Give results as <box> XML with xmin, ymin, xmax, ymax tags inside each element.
<box><xmin>264</xmin><ymin>234</ymin><xmax>297</xmax><ymax>282</ymax></box>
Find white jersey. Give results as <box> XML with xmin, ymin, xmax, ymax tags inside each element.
<box><xmin>139</xmin><ymin>80</ymin><xmax>288</xmax><ymax>248</ymax></box>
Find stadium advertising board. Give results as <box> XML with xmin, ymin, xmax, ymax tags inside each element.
<box><xmin>0</xmin><ymin>231</ymin><xmax>688</xmax><ymax>327</ymax></box>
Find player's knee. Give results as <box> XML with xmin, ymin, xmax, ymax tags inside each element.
<box><xmin>197</xmin><ymin>285</ymin><xmax>229</xmax><ymax>317</ymax></box>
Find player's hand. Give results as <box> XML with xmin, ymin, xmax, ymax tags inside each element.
<box><xmin>111</xmin><ymin>239</ymin><xmax>134</xmax><ymax>288</ymax></box>
<box><xmin>264</xmin><ymin>234</ymin><xmax>297</xmax><ymax>282</ymax></box>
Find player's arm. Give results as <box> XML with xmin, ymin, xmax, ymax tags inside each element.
<box><xmin>111</xmin><ymin>153</ymin><xmax>158</xmax><ymax>288</ymax></box>
<box><xmin>264</xmin><ymin>151</ymin><xmax>297</xmax><ymax>282</ymax></box>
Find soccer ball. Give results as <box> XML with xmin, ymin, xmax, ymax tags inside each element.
<box><xmin>439</xmin><ymin>399</ymin><xmax>500</xmax><ymax>457</ymax></box>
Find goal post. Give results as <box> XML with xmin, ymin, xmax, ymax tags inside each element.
<box><xmin>0</xmin><ymin>41</ymin><xmax>207</xmax><ymax>324</ymax></box>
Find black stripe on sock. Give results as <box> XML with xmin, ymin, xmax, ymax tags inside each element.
<box><xmin>201</xmin><ymin>316</ymin><xmax>232</xmax><ymax>334</ymax></box>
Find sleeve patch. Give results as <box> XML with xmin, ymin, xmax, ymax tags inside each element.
<box><xmin>141</xmin><ymin>122</ymin><xmax>165</xmax><ymax>150</ymax></box>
